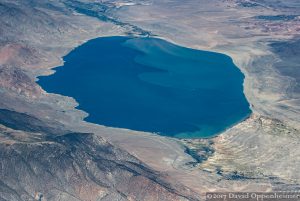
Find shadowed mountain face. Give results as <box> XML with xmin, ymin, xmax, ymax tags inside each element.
<box><xmin>0</xmin><ymin>109</ymin><xmax>66</xmax><ymax>135</ymax></box>
<box><xmin>0</xmin><ymin>111</ymin><xmax>198</xmax><ymax>201</ymax></box>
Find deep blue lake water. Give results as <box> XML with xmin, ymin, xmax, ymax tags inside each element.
<box><xmin>38</xmin><ymin>36</ymin><xmax>251</xmax><ymax>138</ymax></box>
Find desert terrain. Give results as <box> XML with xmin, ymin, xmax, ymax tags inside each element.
<box><xmin>0</xmin><ymin>0</ymin><xmax>300</xmax><ymax>200</ymax></box>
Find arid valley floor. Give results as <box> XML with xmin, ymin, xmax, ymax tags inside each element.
<box><xmin>0</xmin><ymin>0</ymin><xmax>300</xmax><ymax>201</ymax></box>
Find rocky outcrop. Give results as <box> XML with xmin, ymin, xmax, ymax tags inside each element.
<box><xmin>0</xmin><ymin>131</ymin><xmax>198</xmax><ymax>201</ymax></box>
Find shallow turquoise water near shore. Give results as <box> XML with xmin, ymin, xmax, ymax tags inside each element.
<box><xmin>38</xmin><ymin>36</ymin><xmax>251</xmax><ymax>138</ymax></box>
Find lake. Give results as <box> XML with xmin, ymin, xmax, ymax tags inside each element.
<box><xmin>38</xmin><ymin>36</ymin><xmax>251</xmax><ymax>138</ymax></box>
